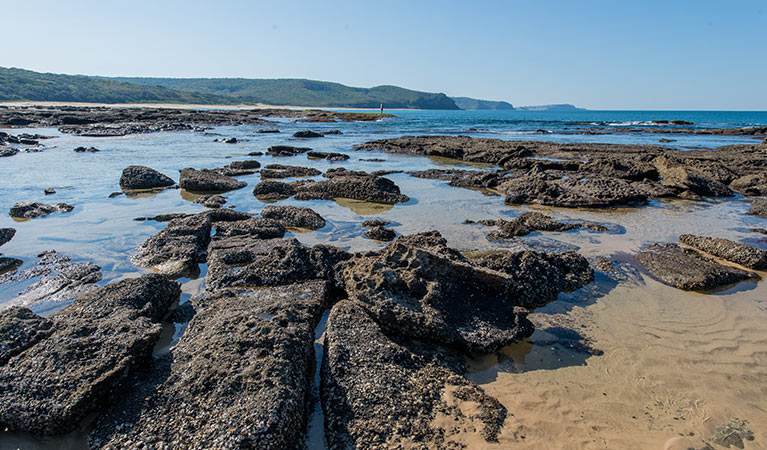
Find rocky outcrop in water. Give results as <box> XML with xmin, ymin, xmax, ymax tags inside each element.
<box><xmin>260</xmin><ymin>164</ymin><xmax>321</xmax><ymax>179</ymax></box>
<box><xmin>293</xmin><ymin>130</ymin><xmax>324</xmax><ymax>138</ymax></box>
<box><xmin>499</xmin><ymin>174</ymin><xmax>647</xmax><ymax>208</ymax></box>
<box><xmin>89</xmin><ymin>281</ymin><xmax>328</xmax><ymax>450</ymax></box>
<box><xmin>363</xmin><ymin>226</ymin><xmax>396</xmax><ymax>241</ymax></box>
<box><xmin>261</xmin><ymin>205</ymin><xmax>326</xmax><ymax>230</ymax></box>
<box><xmin>679</xmin><ymin>234</ymin><xmax>767</xmax><ymax>269</ymax></box>
<box><xmin>307</xmin><ymin>151</ymin><xmax>349</xmax><ymax>161</ymax></box>
<box><xmin>119</xmin><ymin>165</ymin><xmax>176</xmax><ymax>190</ymax></box>
<box><xmin>730</xmin><ymin>173</ymin><xmax>767</xmax><ymax>196</ymax></box>
<box><xmin>179</xmin><ymin>168</ymin><xmax>247</xmax><ymax>192</ymax></box>
<box><xmin>193</xmin><ymin>194</ymin><xmax>227</xmax><ymax>208</ymax></box>
<box><xmin>73</xmin><ymin>146</ymin><xmax>100</xmax><ymax>153</ymax></box>
<box><xmin>293</xmin><ymin>173</ymin><xmax>410</xmax><ymax>204</ymax></box>
<box><xmin>267</xmin><ymin>145</ymin><xmax>312</xmax><ymax>157</ymax></box>
<box><xmin>0</xmin><ymin>228</ymin><xmax>15</xmax><ymax>247</ymax></box>
<box><xmin>252</xmin><ymin>180</ymin><xmax>297</xmax><ymax>200</ymax></box>
<box><xmin>0</xmin><ymin>274</ymin><xmax>180</xmax><ymax>435</ymax></box>
<box><xmin>636</xmin><ymin>243</ymin><xmax>757</xmax><ymax>290</ymax></box>
<box><xmin>9</xmin><ymin>202</ymin><xmax>74</xmax><ymax>219</ymax></box>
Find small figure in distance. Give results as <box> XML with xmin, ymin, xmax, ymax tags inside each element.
<box><xmin>380</xmin><ymin>103</ymin><xmax>384</xmax><ymax>114</ymax></box>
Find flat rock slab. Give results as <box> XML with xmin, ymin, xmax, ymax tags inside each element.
<box><xmin>119</xmin><ymin>165</ymin><xmax>175</xmax><ymax>190</ymax></box>
<box><xmin>293</xmin><ymin>174</ymin><xmax>410</xmax><ymax>204</ymax></box>
<box><xmin>261</xmin><ymin>205</ymin><xmax>326</xmax><ymax>230</ymax></box>
<box><xmin>267</xmin><ymin>145</ymin><xmax>312</xmax><ymax>157</ymax></box>
<box><xmin>0</xmin><ymin>250</ymin><xmax>102</xmax><ymax>308</ymax></box>
<box><xmin>260</xmin><ymin>164</ymin><xmax>321</xmax><ymax>179</ymax></box>
<box><xmin>9</xmin><ymin>202</ymin><xmax>74</xmax><ymax>219</ymax></box>
<box><xmin>179</xmin><ymin>168</ymin><xmax>247</xmax><ymax>192</ymax></box>
<box><xmin>206</xmin><ymin>235</ymin><xmax>349</xmax><ymax>291</ymax></box>
<box><xmin>636</xmin><ymin>243</ymin><xmax>758</xmax><ymax>290</ymax></box>
<box><xmin>89</xmin><ymin>281</ymin><xmax>329</xmax><ymax>450</ymax></box>
<box><xmin>499</xmin><ymin>175</ymin><xmax>647</xmax><ymax>208</ymax></box>
<box><xmin>680</xmin><ymin>234</ymin><xmax>767</xmax><ymax>269</ymax></box>
<box><xmin>322</xmin><ymin>300</ymin><xmax>508</xmax><ymax>449</ymax></box>
<box><xmin>481</xmin><ymin>211</ymin><xmax>581</xmax><ymax>239</ymax></box>
<box><xmin>0</xmin><ymin>274</ymin><xmax>179</xmax><ymax>435</ymax></box>
<box><xmin>340</xmin><ymin>231</ymin><xmax>592</xmax><ymax>352</ymax></box>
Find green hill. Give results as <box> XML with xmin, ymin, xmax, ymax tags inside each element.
<box><xmin>451</xmin><ymin>97</ymin><xmax>514</xmax><ymax>110</ymax></box>
<box><xmin>107</xmin><ymin>77</ymin><xmax>459</xmax><ymax>109</ymax></box>
<box><xmin>0</xmin><ymin>67</ymin><xmax>235</xmax><ymax>104</ymax></box>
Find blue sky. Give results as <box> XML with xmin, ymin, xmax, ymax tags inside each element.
<box><xmin>2</xmin><ymin>0</ymin><xmax>765</xmax><ymax>110</ymax></box>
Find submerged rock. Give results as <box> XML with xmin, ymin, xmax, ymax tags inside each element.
<box><xmin>252</xmin><ymin>180</ymin><xmax>297</xmax><ymax>200</ymax></box>
<box><xmin>267</xmin><ymin>145</ymin><xmax>312</xmax><ymax>157</ymax></box>
<box><xmin>44</xmin><ymin>187</ymin><xmax>56</xmax><ymax>195</ymax></box>
<box><xmin>322</xmin><ymin>300</ymin><xmax>508</xmax><ymax>449</ymax></box>
<box><xmin>307</xmin><ymin>151</ymin><xmax>350</xmax><ymax>161</ymax></box>
<box><xmin>361</xmin><ymin>219</ymin><xmax>390</xmax><ymax>228</ymax></box>
<box><xmin>9</xmin><ymin>202</ymin><xmax>74</xmax><ymax>219</ymax></box>
<box><xmin>679</xmin><ymin>234</ymin><xmax>767</xmax><ymax>269</ymax></box>
<box><xmin>213</xmin><ymin>217</ymin><xmax>286</xmax><ymax>239</ymax></box>
<box><xmin>0</xmin><ymin>250</ymin><xmax>101</xmax><ymax>307</ymax></box>
<box><xmin>73</xmin><ymin>146</ymin><xmax>100</xmax><ymax>153</ymax></box>
<box><xmin>119</xmin><ymin>165</ymin><xmax>176</xmax><ymax>190</ymax></box>
<box><xmin>636</xmin><ymin>243</ymin><xmax>757</xmax><ymax>290</ymax></box>
<box><xmin>261</xmin><ymin>205</ymin><xmax>326</xmax><ymax>230</ymax></box>
<box><xmin>89</xmin><ymin>281</ymin><xmax>328</xmax><ymax>450</ymax></box>
<box><xmin>293</xmin><ymin>173</ymin><xmax>410</xmax><ymax>204</ymax></box>
<box><xmin>498</xmin><ymin>175</ymin><xmax>647</xmax><ymax>208</ymax></box>
<box><xmin>132</xmin><ymin>213</ymin><xmax>215</xmax><ymax>278</ymax></box>
<box><xmin>214</xmin><ymin>159</ymin><xmax>262</xmax><ymax>177</ymax></box>
<box><xmin>481</xmin><ymin>212</ymin><xmax>581</xmax><ymax>238</ymax></box>
<box><xmin>179</xmin><ymin>168</ymin><xmax>247</xmax><ymax>192</ymax></box>
<box><xmin>340</xmin><ymin>231</ymin><xmax>592</xmax><ymax>353</ymax></box>
<box><xmin>193</xmin><ymin>194</ymin><xmax>227</xmax><ymax>209</ymax></box>
<box><xmin>259</xmin><ymin>164</ymin><xmax>321</xmax><ymax>179</ymax></box>
<box><xmin>0</xmin><ymin>274</ymin><xmax>180</xmax><ymax>435</ymax></box>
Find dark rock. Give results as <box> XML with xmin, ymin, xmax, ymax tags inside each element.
<box><xmin>293</xmin><ymin>130</ymin><xmax>324</xmax><ymax>138</ymax></box>
<box><xmin>361</xmin><ymin>219</ymin><xmax>390</xmax><ymax>228</ymax></box>
<box><xmin>131</xmin><ymin>214</ymin><xmax>213</xmax><ymax>278</ymax></box>
<box><xmin>749</xmin><ymin>228</ymin><xmax>767</xmax><ymax>235</ymax></box>
<box><xmin>636</xmin><ymin>243</ymin><xmax>757</xmax><ymax>290</ymax></box>
<box><xmin>252</xmin><ymin>180</ymin><xmax>297</xmax><ymax>200</ymax></box>
<box><xmin>0</xmin><ymin>274</ymin><xmax>180</xmax><ymax>435</ymax></box>
<box><xmin>355</xmin><ymin>135</ymin><xmax>531</xmax><ymax>164</ymax></box>
<box><xmin>261</xmin><ymin>205</ymin><xmax>326</xmax><ymax>230</ymax></box>
<box><xmin>670</xmin><ymin>120</ymin><xmax>694</xmax><ymax>125</ymax></box>
<box><xmin>729</xmin><ymin>173</ymin><xmax>767</xmax><ymax>196</ymax></box>
<box><xmin>0</xmin><ymin>148</ymin><xmax>19</xmax><ymax>157</ymax></box>
<box><xmin>747</xmin><ymin>199</ymin><xmax>767</xmax><ymax>218</ymax></box>
<box><xmin>322</xmin><ymin>129</ymin><xmax>343</xmax><ymax>135</ymax></box>
<box><xmin>322</xmin><ymin>300</ymin><xmax>508</xmax><ymax>448</ymax></box>
<box><xmin>594</xmin><ymin>257</ymin><xmax>614</xmax><ymax>273</ymax></box>
<box><xmin>214</xmin><ymin>160</ymin><xmax>261</xmax><ymax>177</ymax></box>
<box><xmin>482</xmin><ymin>212</ymin><xmax>581</xmax><ymax>239</ymax></box>
<box><xmin>340</xmin><ymin>231</ymin><xmax>592</xmax><ymax>352</ymax></box>
<box><xmin>579</xmin><ymin>158</ymin><xmax>659</xmax><ymax>181</ymax></box>
<box><xmin>89</xmin><ymin>281</ymin><xmax>328</xmax><ymax>449</ymax></box>
<box><xmin>0</xmin><ymin>257</ymin><xmax>22</xmax><ymax>274</ymax></box>
<box><xmin>44</xmin><ymin>187</ymin><xmax>56</xmax><ymax>195</ymax></box>
<box><xmin>193</xmin><ymin>194</ymin><xmax>227</xmax><ymax>209</ymax></box>
<box><xmin>293</xmin><ymin>174</ymin><xmax>410</xmax><ymax>204</ymax></box>
<box><xmin>363</xmin><ymin>226</ymin><xmax>395</xmax><ymax>241</ymax></box>
<box><xmin>711</xmin><ymin>419</ymin><xmax>754</xmax><ymax>449</ymax></box>
<box><xmin>119</xmin><ymin>165</ymin><xmax>176</xmax><ymax>190</ymax></box>
<box><xmin>206</xmin><ymin>236</ymin><xmax>350</xmax><ymax>291</ymax></box>
<box><xmin>213</xmin><ymin>137</ymin><xmax>239</xmax><ymax>143</ymax></box>
<box><xmin>179</xmin><ymin>168</ymin><xmax>247</xmax><ymax>193</ymax></box>
<box><xmin>73</xmin><ymin>146</ymin><xmax>99</xmax><ymax>153</ymax></box>
<box><xmin>0</xmin><ymin>228</ymin><xmax>15</xmax><ymax>247</ymax></box>
<box><xmin>408</xmin><ymin>168</ymin><xmax>502</xmax><ymax>190</ymax></box>
<box><xmin>0</xmin><ymin>307</ymin><xmax>54</xmax><ymax>365</ymax></box>
<box><xmin>248</xmin><ymin>151</ymin><xmax>264</xmax><ymax>156</ymax></box>
<box><xmin>108</xmin><ymin>192</ymin><xmax>123</xmax><ymax>198</ymax></box>
<box><xmin>213</xmin><ymin>217</ymin><xmax>286</xmax><ymax>240</ymax></box>
<box><xmin>256</xmin><ymin>129</ymin><xmax>280</xmax><ymax>133</ymax></box>
<box><xmin>499</xmin><ymin>175</ymin><xmax>647</xmax><ymax>208</ymax></box>
<box><xmin>9</xmin><ymin>202</ymin><xmax>74</xmax><ymax>219</ymax></box>
<box><xmin>134</xmin><ymin>213</ymin><xmax>191</xmax><ymax>222</ymax></box>
<box><xmin>259</xmin><ymin>164</ymin><xmax>321</xmax><ymax>179</ymax></box>
<box><xmin>307</xmin><ymin>151</ymin><xmax>350</xmax><ymax>161</ymax></box>
<box><xmin>679</xmin><ymin>234</ymin><xmax>767</xmax><ymax>269</ymax></box>
<box><xmin>228</xmin><ymin>159</ymin><xmax>261</xmax><ymax>170</ymax></box>
<box><xmin>659</xmin><ymin>138</ymin><xmax>676</xmax><ymax>143</ymax></box>
<box><xmin>267</xmin><ymin>145</ymin><xmax>312</xmax><ymax>157</ymax></box>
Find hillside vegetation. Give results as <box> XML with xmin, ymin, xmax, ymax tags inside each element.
<box><xmin>451</xmin><ymin>97</ymin><xmax>514</xmax><ymax>110</ymax></box>
<box><xmin>107</xmin><ymin>77</ymin><xmax>459</xmax><ymax>109</ymax></box>
<box><xmin>0</xmin><ymin>67</ymin><xmax>235</xmax><ymax>104</ymax></box>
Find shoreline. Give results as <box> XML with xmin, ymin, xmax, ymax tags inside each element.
<box><xmin>0</xmin><ymin>101</ymin><xmax>417</xmax><ymax>112</ymax></box>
